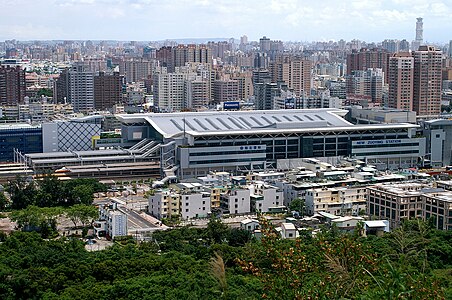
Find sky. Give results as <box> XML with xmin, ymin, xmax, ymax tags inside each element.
<box><xmin>1</xmin><ymin>0</ymin><xmax>452</xmax><ymax>43</ymax></box>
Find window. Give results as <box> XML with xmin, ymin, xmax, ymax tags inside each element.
<box><xmin>186</xmin><ymin>209</ymin><xmax>189</xmax><ymax>212</ymax></box>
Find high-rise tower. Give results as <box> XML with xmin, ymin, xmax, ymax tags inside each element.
<box><xmin>415</xmin><ymin>18</ymin><xmax>423</xmax><ymax>44</ymax></box>
<box><xmin>388</xmin><ymin>52</ymin><xmax>414</xmax><ymax>111</ymax></box>
<box><xmin>413</xmin><ymin>46</ymin><xmax>442</xmax><ymax>116</ymax></box>
<box><xmin>448</xmin><ymin>40</ymin><xmax>452</xmax><ymax>57</ymax></box>
<box><xmin>0</xmin><ymin>65</ymin><xmax>26</xmax><ymax>105</ymax></box>
<box><xmin>412</xmin><ymin>17</ymin><xmax>424</xmax><ymax>51</ymax></box>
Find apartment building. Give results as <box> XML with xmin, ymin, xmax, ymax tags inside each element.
<box><xmin>366</xmin><ymin>182</ymin><xmax>452</xmax><ymax>230</ymax></box>
<box><xmin>421</xmin><ymin>191</ymin><xmax>452</xmax><ymax>230</ymax></box>
<box><xmin>221</xmin><ymin>187</ymin><xmax>251</xmax><ymax>215</ymax></box>
<box><xmin>96</xmin><ymin>203</ymin><xmax>128</xmax><ymax>238</ymax></box>
<box><xmin>305</xmin><ymin>186</ymin><xmax>367</xmax><ymax>216</ymax></box>
<box><xmin>250</xmin><ymin>182</ymin><xmax>284</xmax><ymax>213</ymax></box>
<box><xmin>149</xmin><ymin>191</ymin><xmax>181</xmax><ymax>219</ymax></box>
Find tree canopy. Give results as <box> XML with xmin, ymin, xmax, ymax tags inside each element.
<box><xmin>0</xmin><ymin>215</ymin><xmax>450</xmax><ymax>299</ymax></box>
<box><xmin>6</xmin><ymin>175</ymin><xmax>107</xmax><ymax>209</ymax></box>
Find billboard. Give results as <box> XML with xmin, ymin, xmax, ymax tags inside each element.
<box><xmin>223</xmin><ymin>101</ymin><xmax>240</xmax><ymax>110</ymax></box>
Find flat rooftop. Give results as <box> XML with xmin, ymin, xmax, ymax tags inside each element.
<box><xmin>0</xmin><ymin>123</ymin><xmax>41</xmax><ymax>130</ymax></box>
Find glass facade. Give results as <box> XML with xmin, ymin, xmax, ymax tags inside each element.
<box><xmin>0</xmin><ymin>126</ymin><xmax>42</xmax><ymax>162</ymax></box>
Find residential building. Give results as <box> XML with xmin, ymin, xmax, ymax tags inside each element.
<box><xmin>153</xmin><ymin>70</ymin><xmax>187</xmax><ymax>111</ymax></box>
<box><xmin>367</xmin><ymin>183</ymin><xmax>452</xmax><ymax>230</ymax></box>
<box><xmin>119</xmin><ymin>59</ymin><xmax>152</xmax><ymax>83</ymax></box>
<box><xmin>94</xmin><ymin>72</ymin><xmax>122</xmax><ymax>110</ymax></box>
<box><xmin>67</xmin><ymin>63</ymin><xmax>95</xmax><ymax>112</ymax></box>
<box><xmin>270</xmin><ymin>55</ymin><xmax>312</xmax><ymax>97</ymax></box>
<box><xmin>250</xmin><ymin>182</ymin><xmax>284</xmax><ymax>213</ymax></box>
<box><xmin>173</xmin><ymin>44</ymin><xmax>211</xmax><ymax>69</ymax></box>
<box><xmin>149</xmin><ymin>190</ymin><xmax>181</xmax><ymax>219</ymax></box>
<box><xmin>221</xmin><ymin>187</ymin><xmax>251</xmax><ymax>215</ymax></box>
<box><xmin>346</xmin><ymin>48</ymin><xmax>389</xmax><ymax>83</ymax></box>
<box><xmin>96</xmin><ymin>203</ymin><xmax>128</xmax><ymax>238</ymax></box>
<box><xmin>254</xmin><ymin>82</ymin><xmax>279</xmax><ymax>110</ymax></box>
<box><xmin>179</xmin><ymin>191</ymin><xmax>211</xmax><ymax>219</ymax></box>
<box><xmin>240</xmin><ymin>218</ymin><xmax>260</xmax><ymax>232</ymax></box>
<box><xmin>54</xmin><ymin>69</ymin><xmax>68</xmax><ymax>104</ymax></box>
<box><xmin>156</xmin><ymin>46</ymin><xmax>174</xmax><ymax>72</ymax></box>
<box><xmin>367</xmin><ymin>183</ymin><xmax>428</xmax><ymax>229</ymax></box>
<box><xmin>213</xmin><ymin>79</ymin><xmax>240</xmax><ymax>103</ymax></box>
<box><xmin>346</xmin><ymin>68</ymin><xmax>383</xmax><ymax>104</ymax></box>
<box><xmin>388</xmin><ymin>52</ymin><xmax>414</xmax><ymax>110</ymax></box>
<box><xmin>422</xmin><ymin>191</ymin><xmax>452</xmax><ymax>230</ymax></box>
<box><xmin>185</xmin><ymin>76</ymin><xmax>210</xmax><ymax>109</ymax></box>
<box><xmin>305</xmin><ymin>186</ymin><xmax>367</xmax><ymax>216</ymax></box>
<box><xmin>331</xmin><ymin>216</ymin><xmax>364</xmax><ymax>233</ymax></box>
<box><xmin>413</xmin><ymin>46</ymin><xmax>442</xmax><ymax>115</ymax></box>
<box><xmin>0</xmin><ymin>65</ymin><xmax>26</xmax><ymax>105</ymax></box>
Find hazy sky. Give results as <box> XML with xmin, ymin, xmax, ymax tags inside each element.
<box><xmin>1</xmin><ymin>0</ymin><xmax>451</xmax><ymax>43</ymax></box>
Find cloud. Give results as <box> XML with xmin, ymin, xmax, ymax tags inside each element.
<box><xmin>0</xmin><ymin>0</ymin><xmax>450</xmax><ymax>42</ymax></box>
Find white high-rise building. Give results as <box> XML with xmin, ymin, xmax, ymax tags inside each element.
<box><xmin>448</xmin><ymin>40</ymin><xmax>452</xmax><ymax>58</ymax></box>
<box><xmin>67</xmin><ymin>63</ymin><xmax>94</xmax><ymax>112</ymax></box>
<box><xmin>412</xmin><ymin>17</ymin><xmax>423</xmax><ymax>51</ymax></box>
<box><xmin>154</xmin><ymin>68</ymin><xmax>190</xmax><ymax>112</ymax></box>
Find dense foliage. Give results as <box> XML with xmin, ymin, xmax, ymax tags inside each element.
<box><xmin>9</xmin><ymin>204</ymin><xmax>98</xmax><ymax>238</ymax></box>
<box><xmin>0</xmin><ymin>218</ymin><xmax>450</xmax><ymax>299</ymax></box>
<box><xmin>7</xmin><ymin>175</ymin><xmax>107</xmax><ymax>209</ymax></box>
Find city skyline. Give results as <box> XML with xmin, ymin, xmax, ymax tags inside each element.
<box><xmin>1</xmin><ymin>0</ymin><xmax>452</xmax><ymax>43</ymax></box>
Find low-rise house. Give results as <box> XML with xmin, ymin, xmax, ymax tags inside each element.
<box><xmin>240</xmin><ymin>218</ymin><xmax>260</xmax><ymax>232</ymax></box>
<box><xmin>364</xmin><ymin>220</ymin><xmax>390</xmax><ymax>236</ymax></box>
<box><xmin>280</xmin><ymin>222</ymin><xmax>299</xmax><ymax>239</ymax></box>
<box><xmin>331</xmin><ymin>216</ymin><xmax>364</xmax><ymax>233</ymax></box>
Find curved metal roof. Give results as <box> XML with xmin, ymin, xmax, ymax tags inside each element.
<box><xmin>117</xmin><ymin>109</ymin><xmax>356</xmax><ymax>138</ymax></box>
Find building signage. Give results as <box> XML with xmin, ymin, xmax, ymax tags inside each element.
<box><xmin>354</xmin><ymin>139</ymin><xmax>402</xmax><ymax>145</ymax></box>
<box><xmin>223</xmin><ymin>101</ymin><xmax>240</xmax><ymax>110</ymax></box>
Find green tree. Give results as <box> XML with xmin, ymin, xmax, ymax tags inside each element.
<box><xmin>8</xmin><ymin>176</ymin><xmax>36</xmax><ymax>209</ymax></box>
<box><xmin>10</xmin><ymin>206</ymin><xmax>62</xmax><ymax>238</ymax></box>
<box><xmin>76</xmin><ymin>204</ymin><xmax>98</xmax><ymax>228</ymax></box>
<box><xmin>37</xmin><ymin>88</ymin><xmax>53</xmax><ymax>98</ymax></box>
<box><xmin>0</xmin><ymin>192</ymin><xmax>8</xmax><ymax>210</ymax></box>
<box><xmin>289</xmin><ymin>198</ymin><xmax>305</xmax><ymax>216</ymax></box>
<box><xmin>36</xmin><ymin>174</ymin><xmax>64</xmax><ymax>207</ymax></box>
<box><xmin>65</xmin><ymin>204</ymin><xmax>98</xmax><ymax>229</ymax></box>
<box><xmin>206</xmin><ymin>217</ymin><xmax>229</xmax><ymax>244</ymax></box>
<box><xmin>228</xmin><ymin>228</ymin><xmax>252</xmax><ymax>247</ymax></box>
<box><xmin>71</xmin><ymin>185</ymin><xmax>94</xmax><ymax>205</ymax></box>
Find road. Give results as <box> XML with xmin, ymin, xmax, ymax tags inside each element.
<box><xmin>120</xmin><ymin>206</ymin><xmax>158</xmax><ymax>230</ymax></box>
